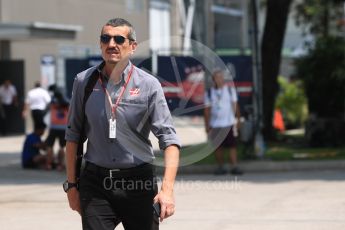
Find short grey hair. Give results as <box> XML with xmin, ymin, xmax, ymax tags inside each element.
<box><xmin>102</xmin><ymin>18</ymin><xmax>136</xmax><ymax>41</ymax></box>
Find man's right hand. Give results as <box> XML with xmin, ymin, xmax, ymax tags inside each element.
<box><xmin>67</xmin><ymin>188</ymin><xmax>81</xmax><ymax>215</ymax></box>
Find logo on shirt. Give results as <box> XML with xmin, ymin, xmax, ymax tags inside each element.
<box><xmin>129</xmin><ymin>88</ymin><xmax>140</xmax><ymax>96</ymax></box>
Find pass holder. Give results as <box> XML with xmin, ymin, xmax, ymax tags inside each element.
<box><xmin>109</xmin><ymin>118</ymin><xmax>116</xmax><ymax>139</ymax></box>
<box><xmin>99</xmin><ymin>64</ymin><xmax>134</xmax><ymax>140</ymax></box>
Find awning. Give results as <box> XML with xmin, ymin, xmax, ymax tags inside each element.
<box><xmin>211</xmin><ymin>5</ymin><xmax>244</xmax><ymax>17</ymax></box>
<box><xmin>0</xmin><ymin>21</ymin><xmax>82</xmax><ymax>40</ymax></box>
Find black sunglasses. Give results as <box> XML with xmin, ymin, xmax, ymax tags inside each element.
<box><xmin>100</xmin><ymin>34</ymin><xmax>133</xmax><ymax>44</ymax></box>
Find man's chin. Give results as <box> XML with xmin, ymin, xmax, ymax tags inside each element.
<box><xmin>107</xmin><ymin>59</ymin><xmax>120</xmax><ymax>65</ymax></box>
<box><xmin>108</xmin><ymin>57</ymin><xmax>131</xmax><ymax>64</ymax></box>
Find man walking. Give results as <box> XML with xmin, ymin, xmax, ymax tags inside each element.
<box><xmin>204</xmin><ymin>70</ymin><xmax>243</xmax><ymax>175</ymax></box>
<box><xmin>0</xmin><ymin>79</ymin><xmax>18</xmax><ymax>135</ymax></box>
<box><xmin>23</xmin><ymin>82</ymin><xmax>51</xmax><ymax>127</ymax></box>
<box><xmin>64</xmin><ymin>18</ymin><xmax>180</xmax><ymax>230</ymax></box>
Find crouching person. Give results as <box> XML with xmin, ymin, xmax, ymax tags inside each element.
<box><xmin>22</xmin><ymin>122</ymin><xmax>53</xmax><ymax>170</ymax></box>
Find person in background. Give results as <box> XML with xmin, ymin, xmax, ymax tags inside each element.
<box><xmin>22</xmin><ymin>82</ymin><xmax>51</xmax><ymax>128</ymax></box>
<box><xmin>21</xmin><ymin>122</ymin><xmax>53</xmax><ymax>169</ymax></box>
<box><xmin>45</xmin><ymin>85</ymin><xmax>69</xmax><ymax>171</ymax></box>
<box><xmin>0</xmin><ymin>79</ymin><xmax>18</xmax><ymax>135</ymax></box>
<box><xmin>204</xmin><ymin>70</ymin><xmax>243</xmax><ymax>175</ymax></box>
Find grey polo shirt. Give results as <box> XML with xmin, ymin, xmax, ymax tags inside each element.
<box><xmin>65</xmin><ymin>61</ymin><xmax>181</xmax><ymax>169</ymax></box>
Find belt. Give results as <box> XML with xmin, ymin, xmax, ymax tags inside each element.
<box><xmin>84</xmin><ymin>161</ymin><xmax>155</xmax><ymax>178</ymax></box>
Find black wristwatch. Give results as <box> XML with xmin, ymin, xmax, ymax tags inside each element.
<box><xmin>63</xmin><ymin>180</ymin><xmax>78</xmax><ymax>193</ymax></box>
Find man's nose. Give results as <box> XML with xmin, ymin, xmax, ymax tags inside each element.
<box><xmin>108</xmin><ymin>37</ymin><xmax>117</xmax><ymax>46</ymax></box>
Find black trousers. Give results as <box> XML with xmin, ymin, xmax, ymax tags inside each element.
<box><xmin>31</xmin><ymin>109</ymin><xmax>46</xmax><ymax>127</ymax></box>
<box><xmin>79</xmin><ymin>162</ymin><xmax>159</xmax><ymax>230</ymax></box>
<box><xmin>0</xmin><ymin>104</ymin><xmax>15</xmax><ymax>135</ymax></box>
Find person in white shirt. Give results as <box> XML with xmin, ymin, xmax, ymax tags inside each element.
<box><xmin>0</xmin><ymin>79</ymin><xmax>17</xmax><ymax>106</ymax></box>
<box><xmin>0</xmin><ymin>79</ymin><xmax>18</xmax><ymax>135</ymax></box>
<box><xmin>22</xmin><ymin>82</ymin><xmax>51</xmax><ymax>128</ymax></box>
<box><xmin>204</xmin><ymin>70</ymin><xmax>243</xmax><ymax>175</ymax></box>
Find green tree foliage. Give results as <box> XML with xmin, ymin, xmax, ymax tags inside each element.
<box><xmin>295</xmin><ymin>36</ymin><xmax>345</xmax><ymax>118</ymax></box>
<box><xmin>275</xmin><ymin>76</ymin><xmax>308</xmax><ymax>128</ymax></box>
<box><xmin>295</xmin><ymin>0</ymin><xmax>345</xmax><ymax>117</ymax></box>
<box><xmin>295</xmin><ymin>0</ymin><xmax>344</xmax><ymax>37</ymax></box>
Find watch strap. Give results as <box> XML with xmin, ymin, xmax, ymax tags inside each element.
<box><xmin>63</xmin><ymin>180</ymin><xmax>78</xmax><ymax>192</ymax></box>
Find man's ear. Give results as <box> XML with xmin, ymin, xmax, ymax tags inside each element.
<box><xmin>131</xmin><ymin>42</ymin><xmax>138</xmax><ymax>54</ymax></box>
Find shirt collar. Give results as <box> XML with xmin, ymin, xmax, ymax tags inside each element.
<box><xmin>122</xmin><ymin>60</ymin><xmax>132</xmax><ymax>82</ymax></box>
<box><xmin>96</xmin><ymin>61</ymin><xmax>107</xmax><ymax>82</ymax></box>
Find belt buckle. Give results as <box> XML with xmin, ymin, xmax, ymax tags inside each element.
<box><xmin>109</xmin><ymin>169</ymin><xmax>120</xmax><ymax>178</ymax></box>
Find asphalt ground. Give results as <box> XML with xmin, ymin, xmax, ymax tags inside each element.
<box><xmin>0</xmin><ymin>164</ymin><xmax>344</xmax><ymax>230</ymax></box>
<box><xmin>1</xmin><ymin>117</ymin><xmax>345</xmax><ymax>230</ymax></box>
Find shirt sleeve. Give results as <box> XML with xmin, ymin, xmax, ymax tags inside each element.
<box><xmin>45</xmin><ymin>90</ymin><xmax>51</xmax><ymax>104</ymax></box>
<box><xmin>148</xmin><ymin>79</ymin><xmax>181</xmax><ymax>150</ymax></box>
<box><xmin>229</xmin><ymin>86</ymin><xmax>238</xmax><ymax>103</ymax></box>
<box><xmin>65</xmin><ymin>76</ymin><xmax>84</xmax><ymax>142</ymax></box>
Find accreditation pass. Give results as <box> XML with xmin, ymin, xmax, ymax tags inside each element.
<box><xmin>109</xmin><ymin>119</ymin><xmax>116</xmax><ymax>139</ymax></box>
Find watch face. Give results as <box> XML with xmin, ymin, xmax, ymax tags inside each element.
<box><xmin>63</xmin><ymin>181</ymin><xmax>69</xmax><ymax>192</ymax></box>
